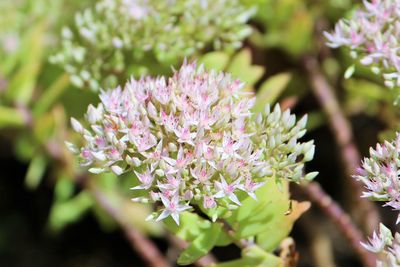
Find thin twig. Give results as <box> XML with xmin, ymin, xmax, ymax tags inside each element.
<box><xmin>88</xmin><ymin>181</ymin><xmax>170</xmax><ymax>267</ymax></box>
<box><xmin>40</xmin><ymin>133</ymin><xmax>170</xmax><ymax>267</ymax></box>
<box><xmin>301</xmin><ymin>182</ymin><xmax>376</xmax><ymax>267</ymax></box>
<box><xmin>302</xmin><ymin>56</ymin><xmax>380</xmax><ymax>233</ymax></box>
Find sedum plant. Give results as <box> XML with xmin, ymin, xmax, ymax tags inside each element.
<box><xmin>325</xmin><ymin>0</ymin><xmax>400</xmax><ymax>89</ymax></box>
<box><xmin>328</xmin><ymin>2</ymin><xmax>400</xmax><ymax>266</ymax></box>
<box><xmin>66</xmin><ymin>61</ymin><xmax>316</xmax><ymax>265</ymax></box>
<box><xmin>354</xmin><ymin>133</ymin><xmax>400</xmax><ymax>266</ymax></box>
<box><xmin>50</xmin><ymin>0</ymin><xmax>255</xmax><ymax>91</ymax></box>
<box><xmin>67</xmin><ymin>61</ymin><xmax>316</xmax><ymax>225</ymax></box>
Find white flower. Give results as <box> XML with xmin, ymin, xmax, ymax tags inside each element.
<box><xmin>156</xmin><ymin>195</ymin><xmax>191</xmax><ymax>225</ymax></box>
<box><xmin>67</xmin><ymin>62</ymin><xmax>316</xmax><ymax>224</ymax></box>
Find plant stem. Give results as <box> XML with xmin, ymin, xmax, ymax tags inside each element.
<box><xmin>40</xmin><ymin>133</ymin><xmax>170</xmax><ymax>267</ymax></box>
<box><xmin>301</xmin><ymin>181</ymin><xmax>376</xmax><ymax>267</ymax></box>
<box><xmin>88</xmin><ymin>181</ymin><xmax>170</xmax><ymax>267</ymax></box>
<box><xmin>302</xmin><ymin>56</ymin><xmax>380</xmax><ymax>233</ymax></box>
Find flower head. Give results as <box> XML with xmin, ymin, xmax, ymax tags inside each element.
<box><xmin>354</xmin><ymin>133</ymin><xmax>400</xmax><ymax>222</ymax></box>
<box><xmin>361</xmin><ymin>223</ymin><xmax>400</xmax><ymax>266</ymax></box>
<box><xmin>68</xmin><ymin>62</ymin><xmax>315</xmax><ymax>224</ymax></box>
<box><xmin>325</xmin><ymin>0</ymin><xmax>400</xmax><ymax>89</ymax></box>
<box><xmin>51</xmin><ymin>0</ymin><xmax>255</xmax><ymax>91</ymax></box>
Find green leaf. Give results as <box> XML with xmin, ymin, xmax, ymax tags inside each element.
<box><xmin>164</xmin><ymin>212</ymin><xmax>210</xmax><ymax>242</ymax></box>
<box><xmin>305</xmin><ymin>111</ymin><xmax>326</xmax><ymax>132</ymax></box>
<box><xmin>224</xmin><ymin>178</ymin><xmax>308</xmax><ymax>252</ymax></box>
<box><xmin>242</xmin><ymin>245</ymin><xmax>282</xmax><ymax>267</ymax></box>
<box><xmin>177</xmin><ymin>223</ymin><xmax>222</xmax><ymax>265</ymax></box>
<box><xmin>227</xmin><ymin>49</ymin><xmax>264</xmax><ymax>88</ymax></box>
<box><xmin>25</xmin><ymin>154</ymin><xmax>47</xmax><ymax>190</ymax></box>
<box><xmin>14</xmin><ymin>134</ymin><xmax>36</xmax><ymax>161</ymax></box>
<box><xmin>210</xmin><ymin>258</ymin><xmax>256</xmax><ymax>267</ymax></box>
<box><xmin>0</xmin><ymin>106</ymin><xmax>25</xmax><ymax>129</ymax></box>
<box><xmin>210</xmin><ymin>245</ymin><xmax>282</xmax><ymax>267</ymax></box>
<box><xmin>256</xmin><ymin>201</ymin><xmax>310</xmax><ymax>251</ymax></box>
<box><xmin>33</xmin><ymin>74</ymin><xmax>70</xmax><ymax>116</ymax></box>
<box><xmin>254</xmin><ymin>72</ymin><xmax>292</xmax><ymax>112</ymax></box>
<box><xmin>226</xmin><ymin>179</ymin><xmax>289</xmax><ymax>239</ymax></box>
<box><xmin>33</xmin><ymin>112</ymin><xmax>56</xmax><ymax>145</ymax></box>
<box><xmin>5</xmin><ymin>21</ymin><xmax>47</xmax><ymax>104</ymax></box>
<box><xmin>48</xmin><ymin>191</ymin><xmax>93</xmax><ymax>232</ymax></box>
<box><xmin>54</xmin><ymin>175</ymin><xmax>75</xmax><ymax>202</ymax></box>
<box><xmin>281</xmin><ymin>10</ymin><xmax>313</xmax><ymax>56</ymax></box>
<box><xmin>199</xmin><ymin>52</ymin><xmax>230</xmax><ymax>71</ymax></box>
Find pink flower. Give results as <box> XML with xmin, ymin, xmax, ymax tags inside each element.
<box><xmin>156</xmin><ymin>195</ymin><xmax>191</xmax><ymax>225</ymax></box>
<box><xmin>67</xmin><ymin>61</ymin><xmax>315</xmax><ymax>224</ymax></box>
<box><xmin>132</xmin><ymin>167</ymin><xmax>154</xmax><ymax>190</ymax></box>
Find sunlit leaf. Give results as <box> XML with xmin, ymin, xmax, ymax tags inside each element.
<box><xmin>254</xmin><ymin>72</ymin><xmax>291</xmax><ymax>112</ymax></box>
<box><xmin>256</xmin><ymin>201</ymin><xmax>310</xmax><ymax>251</ymax></box>
<box><xmin>199</xmin><ymin>52</ymin><xmax>230</xmax><ymax>71</ymax></box>
<box><xmin>25</xmin><ymin>153</ymin><xmax>47</xmax><ymax>190</ymax></box>
<box><xmin>177</xmin><ymin>223</ymin><xmax>222</xmax><ymax>265</ymax></box>
<box><xmin>0</xmin><ymin>106</ymin><xmax>25</xmax><ymax>129</ymax></box>
<box><xmin>227</xmin><ymin>49</ymin><xmax>264</xmax><ymax>89</ymax></box>
<box><xmin>48</xmin><ymin>191</ymin><xmax>93</xmax><ymax>232</ymax></box>
<box><xmin>33</xmin><ymin>74</ymin><xmax>70</xmax><ymax>116</ymax></box>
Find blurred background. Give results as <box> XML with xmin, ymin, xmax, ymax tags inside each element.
<box><xmin>1</xmin><ymin>0</ymin><xmax>398</xmax><ymax>266</ymax></box>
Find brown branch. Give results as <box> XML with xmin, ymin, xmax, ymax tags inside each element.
<box><xmin>302</xmin><ymin>56</ymin><xmax>380</xmax><ymax>233</ymax></box>
<box><xmin>28</xmin><ymin>111</ymin><xmax>170</xmax><ymax>267</ymax></box>
<box><xmin>88</xmin><ymin>181</ymin><xmax>170</xmax><ymax>267</ymax></box>
<box><xmin>301</xmin><ymin>182</ymin><xmax>376</xmax><ymax>267</ymax></box>
<box><xmin>32</xmin><ymin>111</ymin><xmax>213</xmax><ymax>267</ymax></box>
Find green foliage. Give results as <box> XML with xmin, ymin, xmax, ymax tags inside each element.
<box><xmin>253</xmin><ymin>73</ymin><xmax>292</xmax><ymax>113</ymax></box>
<box><xmin>244</xmin><ymin>0</ymin><xmax>314</xmax><ymax>56</ymax></box>
<box><xmin>163</xmin><ymin>178</ymin><xmax>309</xmax><ymax>266</ymax></box>
<box><xmin>177</xmin><ymin>223</ymin><xmax>222</xmax><ymax>265</ymax></box>
<box><xmin>227</xmin><ymin>180</ymin><xmax>309</xmax><ymax>248</ymax></box>
<box><xmin>0</xmin><ymin>106</ymin><xmax>25</xmax><ymax>129</ymax></box>
<box><xmin>227</xmin><ymin>49</ymin><xmax>265</xmax><ymax>88</ymax></box>
<box><xmin>51</xmin><ymin>0</ymin><xmax>255</xmax><ymax>90</ymax></box>
<box><xmin>0</xmin><ymin>0</ymin><xmax>330</xmax><ymax>265</ymax></box>
<box><xmin>200</xmin><ymin>49</ymin><xmax>264</xmax><ymax>91</ymax></box>
<box><xmin>49</xmin><ymin>191</ymin><xmax>94</xmax><ymax>232</ymax></box>
<box><xmin>25</xmin><ymin>153</ymin><xmax>47</xmax><ymax>190</ymax></box>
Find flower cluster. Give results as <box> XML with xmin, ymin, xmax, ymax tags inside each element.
<box><xmin>51</xmin><ymin>0</ymin><xmax>255</xmax><ymax>91</ymax></box>
<box><xmin>325</xmin><ymin>0</ymin><xmax>400</xmax><ymax>88</ymax></box>
<box><xmin>67</xmin><ymin>62</ymin><xmax>315</xmax><ymax>225</ymax></box>
<box><xmin>362</xmin><ymin>223</ymin><xmax>400</xmax><ymax>267</ymax></box>
<box><xmin>354</xmin><ymin>133</ymin><xmax>400</xmax><ymax>221</ymax></box>
<box><xmin>354</xmin><ymin>133</ymin><xmax>400</xmax><ymax>266</ymax></box>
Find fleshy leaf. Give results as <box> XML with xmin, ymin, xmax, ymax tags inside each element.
<box><xmin>227</xmin><ymin>49</ymin><xmax>264</xmax><ymax>88</ymax></box>
<box><xmin>254</xmin><ymin>72</ymin><xmax>292</xmax><ymax>112</ymax></box>
<box><xmin>177</xmin><ymin>223</ymin><xmax>222</xmax><ymax>265</ymax></box>
<box><xmin>199</xmin><ymin>52</ymin><xmax>230</xmax><ymax>71</ymax></box>
<box><xmin>256</xmin><ymin>201</ymin><xmax>310</xmax><ymax>251</ymax></box>
<box><xmin>226</xmin><ymin>179</ymin><xmax>290</xmax><ymax>239</ymax></box>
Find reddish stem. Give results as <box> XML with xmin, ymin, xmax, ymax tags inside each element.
<box><xmin>303</xmin><ymin>56</ymin><xmax>380</xmax><ymax>233</ymax></box>
<box><xmin>302</xmin><ymin>182</ymin><xmax>376</xmax><ymax>267</ymax></box>
<box><xmin>89</xmin><ymin>182</ymin><xmax>170</xmax><ymax>267</ymax></box>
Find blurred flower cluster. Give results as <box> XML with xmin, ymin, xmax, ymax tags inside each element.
<box><xmin>67</xmin><ymin>62</ymin><xmax>316</xmax><ymax>225</ymax></box>
<box><xmin>50</xmin><ymin>0</ymin><xmax>255</xmax><ymax>91</ymax></box>
<box><xmin>354</xmin><ymin>133</ymin><xmax>400</xmax><ymax>221</ymax></box>
<box><xmin>362</xmin><ymin>223</ymin><xmax>400</xmax><ymax>267</ymax></box>
<box><xmin>325</xmin><ymin>0</ymin><xmax>400</xmax><ymax>88</ymax></box>
<box><xmin>354</xmin><ymin>133</ymin><xmax>400</xmax><ymax>266</ymax></box>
